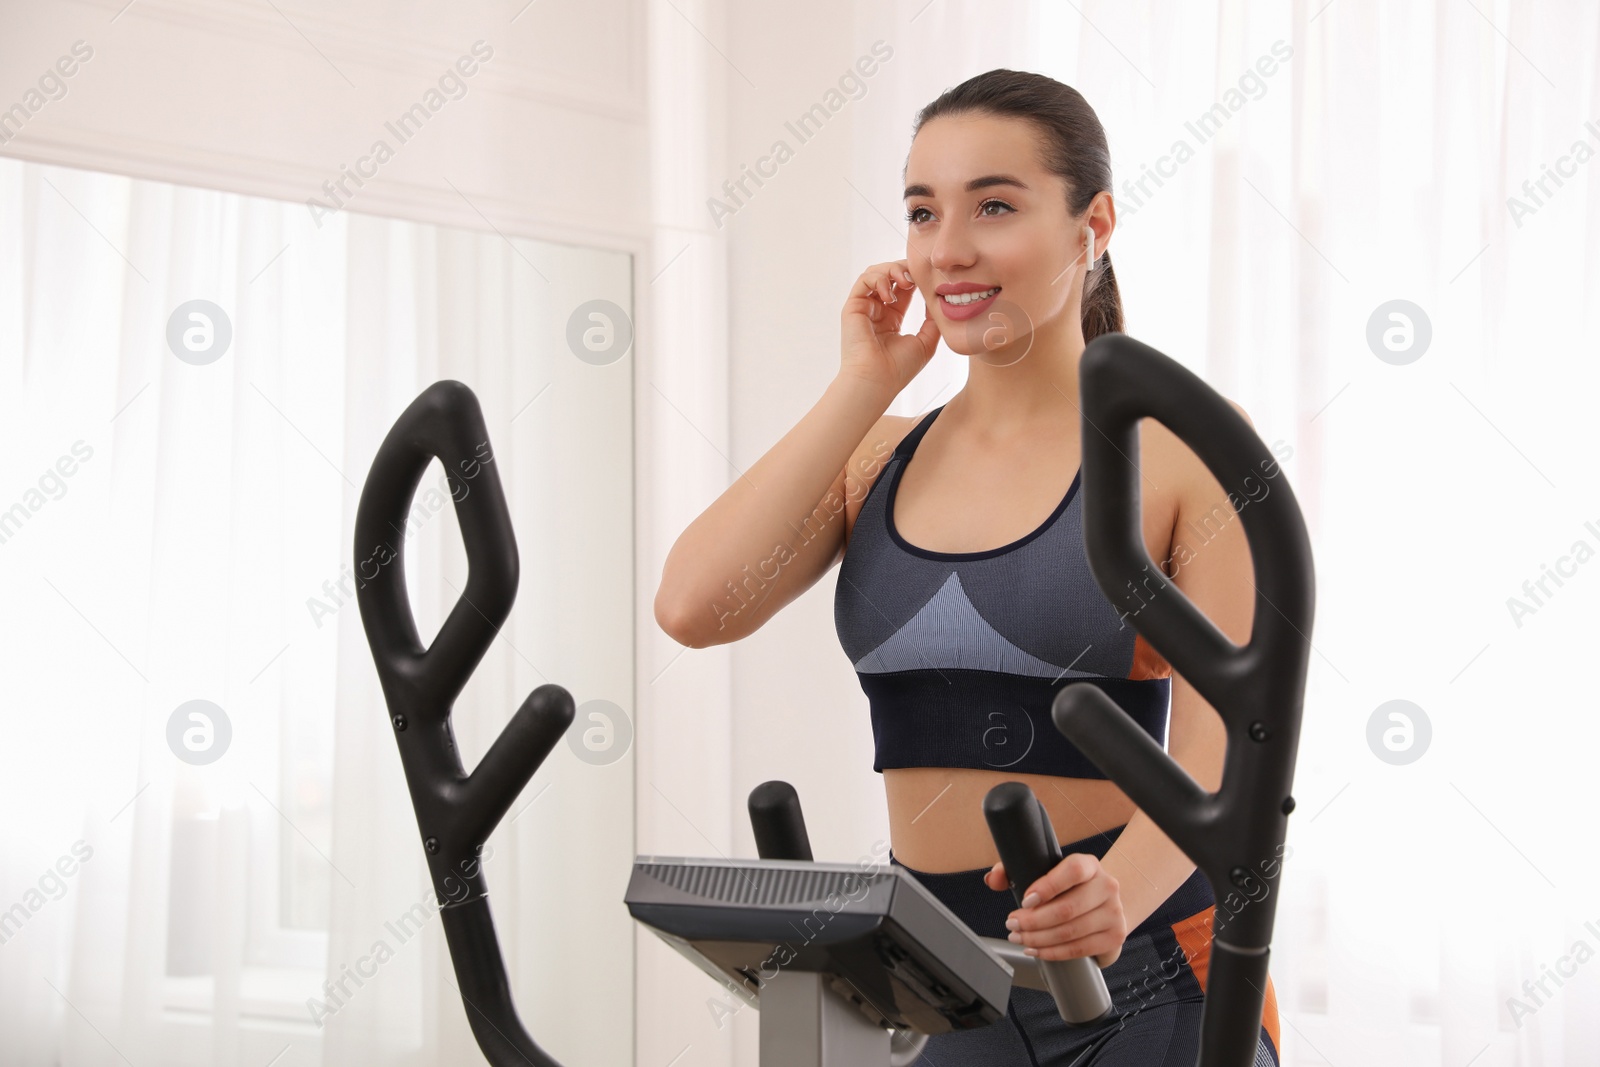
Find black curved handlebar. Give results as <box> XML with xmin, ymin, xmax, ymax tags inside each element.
<box><xmin>1051</xmin><ymin>333</ymin><xmax>1315</xmax><ymax>1067</ymax></box>
<box><xmin>353</xmin><ymin>380</ymin><xmax>573</xmax><ymax>1067</ymax></box>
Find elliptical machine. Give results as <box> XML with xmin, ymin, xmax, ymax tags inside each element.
<box><xmin>352</xmin><ymin>333</ymin><xmax>1314</xmax><ymax>1066</ymax></box>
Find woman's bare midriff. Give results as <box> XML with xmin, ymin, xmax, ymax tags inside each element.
<box><xmin>884</xmin><ymin>766</ymin><xmax>1136</xmax><ymax>871</ymax></box>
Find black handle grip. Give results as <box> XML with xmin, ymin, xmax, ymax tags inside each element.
<box><xmin>749</xmin><ymin>780</ymin><xmax>814</xmax><ymax>861</ymax></box>
<box><xmin>983</xmin><ymin>783</ymin><xmax>1112</xmax><ymax>1025</ymax></box>
<box><xmin>983</xmin><ymin>783</ymin><xmax>1058</xmax><ymax>902</ymax></box>
<box><xmin>354</xmin><ymin>380</ymin><xmax>571</xmax><ymax>1067</ymax></box>
<box><xmin>1051</xmin><ymin>333</ymin><xmax>1315</xmax><ymax>1067</ymax></box>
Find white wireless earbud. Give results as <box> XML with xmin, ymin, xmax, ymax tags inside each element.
<box><xmin>1083</xmin><ymin>225</ymin><xmax>1096</xmax><ymax>271</ymax></box>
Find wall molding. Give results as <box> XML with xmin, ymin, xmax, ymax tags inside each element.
<box><xmin>2</xmin><ymin>124</ymin><xmax>648</xmax><ymax>256</ymax></box>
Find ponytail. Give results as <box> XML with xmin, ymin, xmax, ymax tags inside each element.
<box><xmin>1081</xmin><ymin>249</ymin><xmax>1123</xmax><ymax>343</ymax></box>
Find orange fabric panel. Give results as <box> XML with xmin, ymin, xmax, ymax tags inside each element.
<box><xmin>1129</xmin><ymin>632</ymin><xmax>1173</xmax><ymax>679</ymax></box>
<box><xmin>1169</xmin><ymin>906</ymin><xmax>1281</xmax><ymax>1055</ymax></box>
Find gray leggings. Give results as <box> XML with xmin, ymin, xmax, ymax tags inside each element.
<box><xmin>892</xmin><ymin>825</ymin><xmax>1281</xmax><ymax>1066</ymax></box>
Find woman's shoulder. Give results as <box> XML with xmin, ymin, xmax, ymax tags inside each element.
<box><xmin>838</xmin><ymin>411</ymin><xmax>922</xmax><ymax>552</ymax></box>
<box><xmin>846</xmin><ymin>411</ymin><xmax>919</xmax><ymax>497</ymax></box>
<box><xmin>858</xmin><ymin>407</ymin><xmax>930</xmax><ymax>465</ymax></box>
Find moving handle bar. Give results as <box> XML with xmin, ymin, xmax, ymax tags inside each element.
<box><xmin>1053</xmin><ymin>333</ymin><xmax>1315</xmax><ymax>1066</ymax></box>
<box><xmin>353</xmin><ymin>381</ymin><xmax>571</xmax><ymax>1067</ymax></box>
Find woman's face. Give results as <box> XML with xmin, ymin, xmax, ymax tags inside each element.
<box><xmin>903</xmin><ymin>113</ymin><xmax>1100</xmax><ymax>363</ymax></box>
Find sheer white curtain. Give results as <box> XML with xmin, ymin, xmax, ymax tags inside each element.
<box><xmin>844</xmin><ymin>1</ymin><xmax>1600</xmax><ymax>1062</ymax></box>
<box><xmin>0</xmin><ymin>156</ymin><xmax>631</xmax><ymax>1066</ymax></box>
<box><xmin>0</xmin><ymin>156</ymin><xmax>360</xmax><ymax>1065</ymax></box>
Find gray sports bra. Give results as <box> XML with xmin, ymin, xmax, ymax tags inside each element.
<box><xmin>833</xmin><ymin>403</ymin><xmax>1172</xmax><ymax>777</ymax></box>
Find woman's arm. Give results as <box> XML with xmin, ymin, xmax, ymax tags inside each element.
<box><xmin>656</xmin><ymin>258</ymin><xmax>939</xmax><ymax>648</ymax></box>
<box><xmin>653</xmin><ymin>373</ymin><xmax>896</xmax><ymax>648</ymax></box>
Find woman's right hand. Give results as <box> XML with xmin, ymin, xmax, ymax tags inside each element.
<box><xmin>840</xmin><ymin>259</ymin><xmax>942</xmax><ymax>399</ymax></box>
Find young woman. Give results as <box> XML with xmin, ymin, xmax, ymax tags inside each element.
<box><xmin>656</xmin><ymin>69</ymin><xmax>1281</xmax><ymax>1065</ymax></box>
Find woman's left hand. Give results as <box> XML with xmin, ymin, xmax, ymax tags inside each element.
<box><xmin>984</xmin><ymin>852</ymin><xmax>1129</xmax><ymax>968</ymax></box>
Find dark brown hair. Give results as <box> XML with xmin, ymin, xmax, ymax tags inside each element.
<box><xmin>910</xmin><ymin>69</ymin><xmax>1123</xmax><ymax>343</ymax></box>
